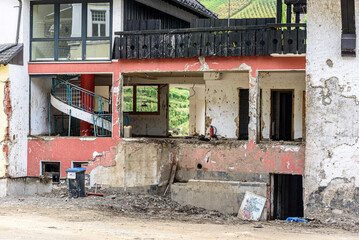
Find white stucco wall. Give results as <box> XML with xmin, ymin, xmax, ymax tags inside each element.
<box><xmin>7</xmin><ymin>0</ymin><xmax>30</xmax><ymax>178</ymax></box>
<box><xmin>306</xmin><ymin>0</ymin><xmax>359</xmax><ymax>216</ymax></box>
<box><xmin>189</xmin><ymin>85</ymin><xmax>205</xmax><ymax>136</ymax></box>
<box><xmin>30</xmin><ymin>77</ymin><xmax>52</xmax><ymax>135</ymax></box>
<box><xmin>205</xmin><ymin>72</ymin><xmax>249</xmax><ymax>139</ymax></box>
<box><xmin>113</xmin><ymin>0</ymin><xmax>124</xmax><ymax>39</ymax></box>
<box><xmin>0</xmin><ymin>0</ymin><xmax>20</xmax><ymax>44</ymax></box>
<box><xmin>259</xmin><ymin>71</ymin><xmax>305</xmax><ymax>140</ymax></box>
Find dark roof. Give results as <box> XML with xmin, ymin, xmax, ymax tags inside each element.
<box><xmin>172</xmin><ymin>0</ymin><xmax>217</xmax><ymax>18</ymax></box>
<box><xmin>0</xmin><ymin>44</ymin><xmax>23</xmax><ymax>65</ymax></box>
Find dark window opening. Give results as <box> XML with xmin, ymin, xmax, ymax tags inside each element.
<box><xmin>341</xmin><ymin>0</ymin><xmax>356</xmax><ymax>57</ymax></box>
<box><xmin>271</xmin><ymin>90</ymin><xmax>293</xmax><ymax>141</ymax></box>
<box><xmin>239</xmin><ymin>89</ymin><xmax>249</xmax><ymax>140</ymax></box>
<box><xmin>73</xmin><ymin>162</ymin><xmax>88</xmax><ymax>168</ymax></box>
<box><xmin>42</xmin><ymin>162</ymin><xmax>60</xmax><ymax>183</ymax></box>
<box><xmin>271</xmin><ymin>174</ymin><xmax>304</xmax><ymax>220</ymax></box>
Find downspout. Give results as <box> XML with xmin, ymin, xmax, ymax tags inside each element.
<box><xmin>16</xmin><ymin>0</ymin><xmax>22</xmax><ymax>44</ymax></box>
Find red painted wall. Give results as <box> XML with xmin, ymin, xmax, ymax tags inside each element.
<box><xmin>178</xmin><ymin>141</ymin><xmax>305</xmax><ymax>175</ymax></box>
<box><xmin>27</xmin><ymin>138</ymin><xmax>119</xmax><ymax>178</ymax></box>
<box><xmin>27</xmin><ymin>56</ymin><xmax>306</xmax><ymax>178</ymax></box>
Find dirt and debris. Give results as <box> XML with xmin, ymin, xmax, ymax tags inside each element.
<box><xmin>0</xmin><ymin>189</ymin><xmax>358</xmax><ymax>233</ymax></box>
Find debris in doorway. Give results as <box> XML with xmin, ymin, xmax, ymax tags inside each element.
<box><xmin>285</xmin><ymin>217</ymin><xmax>308</xmax><ymax>223</ymax></box>
<box><xmin>87</xmin><ymin>193</ymin><xmax>104</xmax><ymax>197</ymax></box>
<box><xmin>164</xmin><ymin>159</ymin><xmax>177</xmax><ymax>196</ymax></box>
<box><xmin>238</xmin><ymin>192</ymin><xmax>266</xmax><ymax>221</ymax></box>
<box><xmin>253</xmin><ymin>224</ymin><xmax>264</xmax><ymax>228</ymax></box>
<box><xmin>198</xmin><ymin>136</ymin><xmax>210</xmax><ymax>141</ymax></box>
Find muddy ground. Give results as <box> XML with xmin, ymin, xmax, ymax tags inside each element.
<box><xmin>0</xmin><ymin>189</ymin><xmax>358</xmax><ymax>239</ymax></box>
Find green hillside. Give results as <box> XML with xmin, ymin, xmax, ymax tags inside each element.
<box><xmin>123</xmin><ymin>86</ymin><xmax>190</xmax><ymax>136</ymax></box>
<box><xmin>199</xmin><ymin>0</ymin><xmax>276</xmax><ymax>19</ymax></box>
<box><xmin>169</xmin><ymin>88</ymin><xmax>190</xmax><ymax>136</ymax></box>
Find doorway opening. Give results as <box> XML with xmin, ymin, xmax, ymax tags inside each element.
<box><xmin>239</xmin><ymin>89</ymin><xmax>249</xmax><ymax>140</ymax></box>
<box><xmin>271</xmin><ymin>174</ymin><xmax>304</xmax><ymax>220</ymax></box>
<box><xmin>169</xmin><ymin>87</ymin><xmax>190</xmax><ymax>136</ymax></box>
<box><xmin>271</xmin><ymin>90</ymin><xmax>293</xmax><ymax>141</ymax></box>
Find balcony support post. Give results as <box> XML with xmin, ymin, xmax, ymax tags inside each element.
<box><xmin>80</xmin><ymin>74</ymin><xmax>95</xmax><ymax>136</ymax></box>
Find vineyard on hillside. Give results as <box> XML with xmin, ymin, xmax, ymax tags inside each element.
<box><xmin>199</xmin><ymin>0</ymin><xmax>276</xmax><ymax>19</ymax></box>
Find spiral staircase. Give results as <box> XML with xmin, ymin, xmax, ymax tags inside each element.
<box><xmin>50</xmin><ymin>77</ymin><xmax>112</xmax><ymax>137</ymax></box>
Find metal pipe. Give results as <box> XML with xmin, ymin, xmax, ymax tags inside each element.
<box><xmin>16</xmin><ymin>0</ymin><xmax>22</xmax><ymax>44</ymax></box>
<box><xmin>228</xmin><ymin>0</ymin><xmax>231</xmax><ymax>27</ymax></box>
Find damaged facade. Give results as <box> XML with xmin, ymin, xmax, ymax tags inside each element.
<box><xmin>0</xmin><ymin>0</ymin><xmax>356</xmax><ymax>221</ymax></box>
<box><xmin>305</xmin><ymin>0</ymin><xmax>359</xmax><ymax>218</ymax></box>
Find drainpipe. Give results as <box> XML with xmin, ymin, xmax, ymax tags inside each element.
<box><xmin>228</xmin><ymin>0</ymin><xmax>231</xmax><ymax>27</ymax></box>
<box><xmin>15</xmin><ymin>0</ymin><xmax>22</xmax><ymax>44</ymax></box>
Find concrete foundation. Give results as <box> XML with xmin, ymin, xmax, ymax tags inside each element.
<box><xmin>171</xmin><ymin>179</ymin><xmax>267</xmax><ymax>219</ymax></box>
<box><xmin>0</xmin><ymin>177</ymin><xmax>52</xmax><ymax>197</ymax></box>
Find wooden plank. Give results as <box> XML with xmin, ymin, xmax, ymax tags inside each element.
<box><xmin>298</xmin><ymin>29</ymin><xmax>306</xmax><ymax>54</ymax></box>
<box><xmin>188</xmin><ymin>31</ymin><xmax>201</xmax><ymax>58</ymax></box>
<box><xmin>202</xmin><ymin>19</ymin><xmax>214</xmax><ymax>57</ymax></box>
<box><xmin>126</xmin><ymin>35</ymin><xmax>138</xmax><ymax>59</ymax></box>
<box><xmin>138</xmin><ymin>35</ymin><xmax>150</xmax><ymax>59</ymax></box>
<box><xmin>164</xmin><ymin>34</ymin><xmax>176</xmax><ymax>58</ymax></box>
<box><xmin>214</xmin><ymin>19</ymin><xmax>228</xmax><ymax>57</ymax></box>
<box><xmin>175</xmin><ymin>34</ymin><xmax>188</xmax><ymax>58</ymax></box>
<box><xmin>150</xmin><ymin>34</ymin><xmax>163</xmax><ymax>59</ymax></box>
<box><xmin>146</xmin><ymin>19</ymin><xmax>162</xmax><ymax>30</ymax></box>
<box><xmin>148</xmin><ymin>20</ymin><xmax>162</xmax><ymax>59</ymax></box>
<box><xmin>268</xmin><ymin>28</ymin><xmax>282</xmax><ymax>54</ymax></box>
<box><xmin>228</xmin><ymin>19</ymin><xmax>241</xmax><ymax>56</ymax></box>
<box><xmin>112</xmin><ymin>37</ymin><xmax>122</xmax><ymax>59</ymax></box>
<box><xmin>190</xmin><ymin>18</ymin><xmax>198</xmax><ymax>28</ymax></box>
<box><xmin>255</xmin><ymin>18</ymin><xmax>266</xmax><ymax>56</ymax></box>
<box><xmin>243</xmin><ymin>19</ymin><xmax>256</xmax><ymax>56</ymax></box>
<box><xmin>125</xmin><ymin>20</ymin><xmax>141</xmax><ymax>59</ymax></box>
<box><xmin>127</xmin><ymin>19</ymin><xmax>140</xmax><ymax>31</ymax></box>
<box><xmin>138</xmin><ymin>21</ymin><xmax>150</xmax><ymax>59</ymax></box>
<box><xmin>283</xmin><ymin>28</ymin><xmax>298</xmax><ymax>54</ymax></box>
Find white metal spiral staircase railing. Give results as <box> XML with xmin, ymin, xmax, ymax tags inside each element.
<box><xmin>50</xmin><ymin>78</ymin><xmax>112</xmax><ymax>137</ymax></box>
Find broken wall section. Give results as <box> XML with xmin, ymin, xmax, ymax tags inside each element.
<box><xmin>205</xmin><ymin>72</ymin><xmax>249</xmax><ymax>139</ymax></box>
<box><xmin>306</xmin><ymin>0</ymin><xmax>359</xmax><ymax>219</ymax></box>
<box><xmin>0</xmin><ymin>64</ymin><xmax>10</xmax><ymax>179</ymax></box>
<box><xmin>259</xmin><ymin>71</ymin><xmax>305</xmax><ymax>140</ymax></box>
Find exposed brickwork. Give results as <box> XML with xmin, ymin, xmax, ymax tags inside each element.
<box><xmin>2</xmin><ymin>80</ymin><xmax>11</xmax><ymax>178</ymax></box>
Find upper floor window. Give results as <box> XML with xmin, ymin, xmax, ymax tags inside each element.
<box><xmin>31</xmin><ymin>1</ymin><xmax>112</xmax><ymax>61</ymax></box>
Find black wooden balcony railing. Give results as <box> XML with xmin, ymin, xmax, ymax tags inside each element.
<box><xmin>113</xmin><ymin>20</ymin><xmax>306</xmax><ymax>60</ymax></box>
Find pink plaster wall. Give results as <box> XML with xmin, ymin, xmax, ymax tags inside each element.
<box><xmin>27</xmin><ymin>138</ymin><xmax>119</xmax><ymax>178</ymax></box>
<box><xmin>178</xmin><ymin>141</ymin><xmax>305</xmax><ymax>175</ymax></box>
<box><xmin>27</xmin><ymin>56</ymin><xmax>306</xmax><ymax>178</ymax></box>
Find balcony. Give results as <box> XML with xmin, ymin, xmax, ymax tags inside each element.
<box><xmin>113</xmin><ymin>19</ymin><xmax>306</xmax><ymax>60</ymax></box>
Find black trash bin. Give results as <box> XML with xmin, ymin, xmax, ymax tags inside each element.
<box><xmin>66</xmin><ymin>168</ymin><xmax>86</xmax><ymax>198</ymax></box>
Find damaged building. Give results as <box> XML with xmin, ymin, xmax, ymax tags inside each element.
<box><xmin>0</xmin><ymin>0</ymin><xmax>357</xmax><ymax>221</ymax></box>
